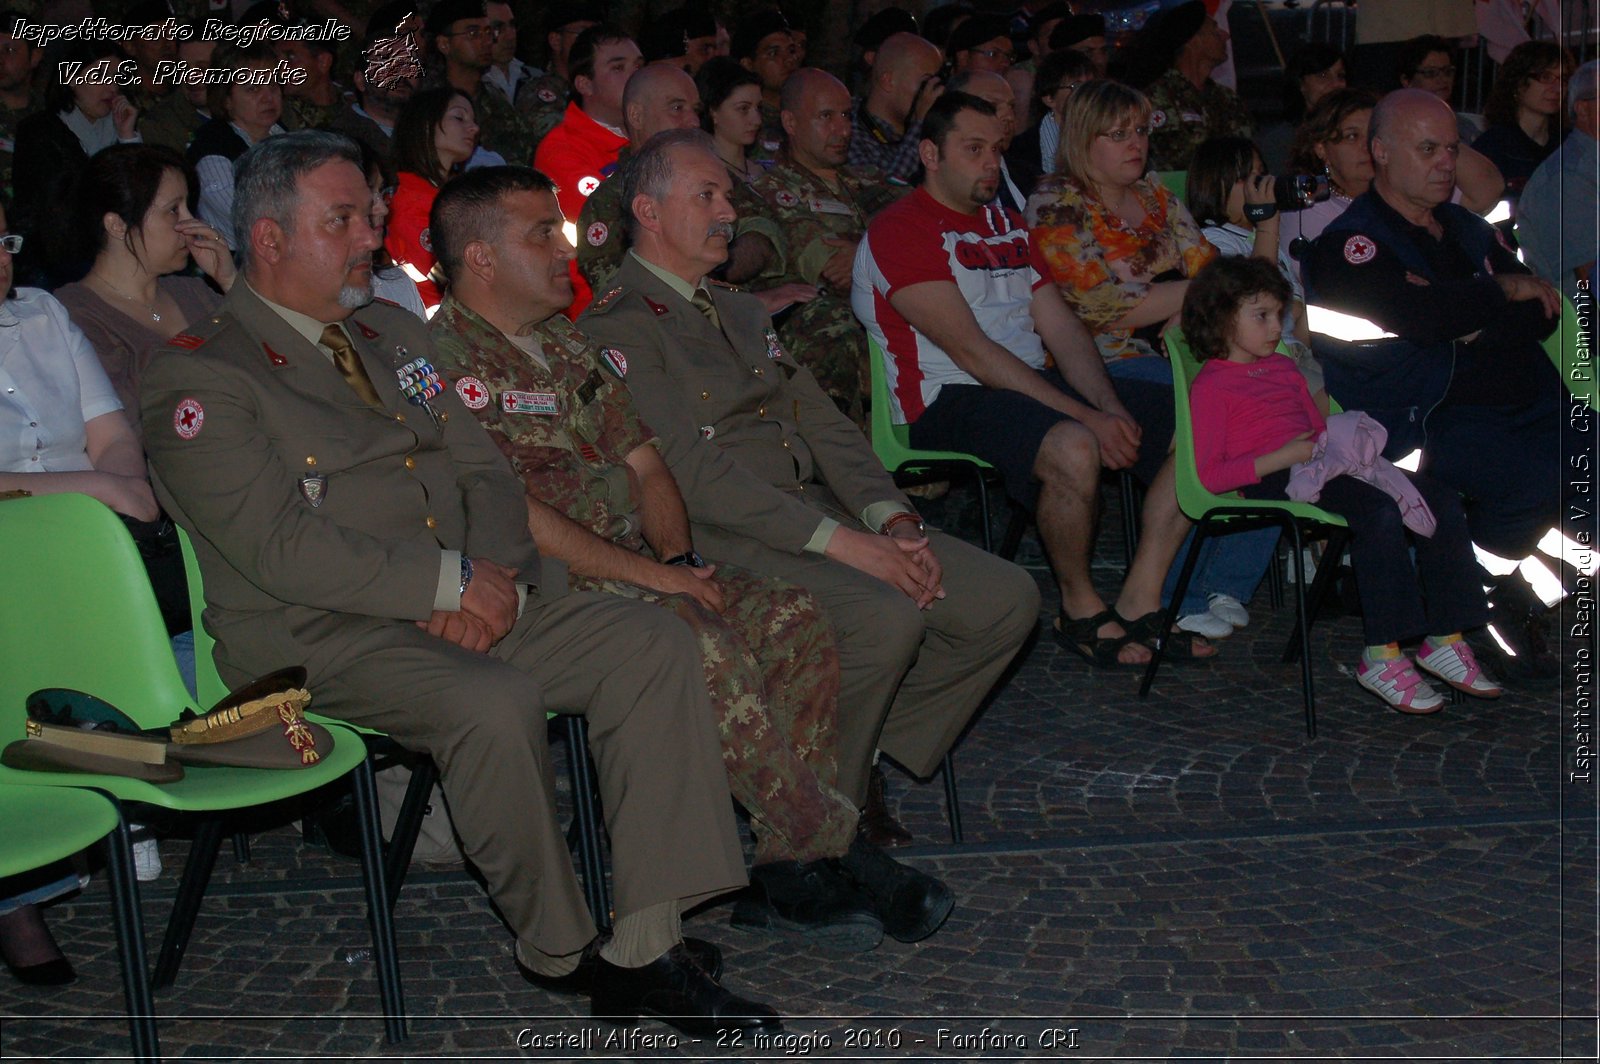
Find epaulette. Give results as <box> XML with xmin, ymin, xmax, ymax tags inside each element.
<box><xmin>585</xmin><ymin>286</ymin><xmax>625</xmax><ymax>315</ymax></box>
<box><xmin>162</xmin><ymin>312</ymin><xmax>232</xmax><ymax>353</ymax></box>
<box><xmin>707</xmin><ymin>278</ymin><xmax>742</xmax><ymax>292</ymax></box>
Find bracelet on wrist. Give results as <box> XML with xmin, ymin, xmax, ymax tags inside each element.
<box><xmin>663</xmin><ymin>550</ymin><xmax>706</xmax><ymax>568</ymax></box>
<box><xmin>880</xmin><ymin>511</ymin><xmax>925</xmax><ymax>537</ymax></box>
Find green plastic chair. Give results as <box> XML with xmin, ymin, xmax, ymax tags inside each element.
<box><xmin>0</xmin><ymin>493</ymin><xmax>404</xmax><ymax>1042</ymax></box>
<box><xmin>177</xmin><ymin>526</ymin><xmax>614</xmax><ymax>928</ymax></box>
<box><xmin>1544</xmin><ymin>292</ymin><xmax>1592</xmax><ymax>410</ymax></box>
<box><xmin>0</xmin><ymin>784</ymin><xmax>155</xmax><ymax>1059</ymax></box>
<box><xmin>1140</xmin><ymin>329</ymin><xmax>1351</xmax><ymax>737</ymax></box>
<box><xmin>1156</xmin><ymin>170</ymin><xmax>1188</xmax><ymax>202</ymax></box>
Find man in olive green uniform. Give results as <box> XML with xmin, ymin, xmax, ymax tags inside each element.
<box><xmin>140</xmin><ymin>131</ymin><xmax>776</xmax><ymax>1035</ymax></box>
<box><xmin>730</xmin><ymin>68</ymin><xmax>906</xmax><ymax>426</ymax></box>
<box><xmin>425</xmin><ymin>167</ymin><xmax>956</xmax><ymax>949</ymax></box>
<box><xmin>579</xmin><ymin>130</ymin><xmax>1041</xmax><ymax>832</ymax></box>
<box><xmin>576</xmin><ymin>63</ymin><xmax>700</xmax><ymax>297</ymax></box>
<box><xmin>1142</xmin><ymin>3</ymin><xmax>1251</xmax><ymax>171</ymax></box>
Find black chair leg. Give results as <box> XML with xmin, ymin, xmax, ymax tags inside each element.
<box><xmin>562</xmin><ymin>715</ymin><xmax>612</xmax><ymax>930</ymax></box>
<box><xmin>1266</xmin><ymin>538</ymin><xmax>1285</xmax><ymax>610</ymax></box>
<box><xmin>974</xmin><ymin>470</ymin><xmax>994</xmax><ymax>553</ymax></box>
<box><xmin>230</xmin><ymin>833</ymin><xmax>251</xmax><ymax>864</ymax></box>
<box><xmin>1283</xmin><ymin>522</ymin><xmax>1319</xmax><ymax>738</ymax></box>
<box><xmin>350</xmin><ymin>755</ymin><xmax>406</xmax><ymax>1043</ymax></box>
<box><xmin>151</xmin><ymin>817</ymin><xmax>224</xmax><ymax>990</ymax></box>
<box><xmin>383</xmin><ymin>756</ymin><xmax>439</xmax><ymax>912</ymax></box>
<box><xmin>1140</xmin><ymin>520</ymin><xmax>1211</xmax><ymax>697</ymax></box>
<box><xmin>941</xmin><ymin>752</ymin><xmax>963</xmax><ymax>843</ymax></box>
<box><xmin>104</xmin><ymin>803</ymin><xmax>159</xmax><ymax>1061</ymax></box>
<box><xmin>1118</xmin><ymin>472</ymin><xmax>1142</xmax><ymax>579</ymax></box>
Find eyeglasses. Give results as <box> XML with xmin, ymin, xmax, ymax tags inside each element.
<box><xmin>1530</xmin><ymin>69</ymin><xmax>1565</xmax><ymax>85</ymax></box>
<box><xmin>1098</xmin><ymin>126</ymin><xmax>1149</xmax><ymax>142</ymax></box>
<box><xmin>1324</xmin><ymin>128</ymin><xmax>1365</xmax><ymax>145</ymax></box>
<box><xmin>0</xmin><ymin>234</ymin><xmax>22</xmax><ymax>253</ymax></box>
<box><xmin>444</xmin><ymin>24</ymin><xmax>500</xmax><ymax>41</ymax></box>
<box><xmin>971</xmin><ymin>47</ymin><xmax>1015</xmax><ymax>62</ymax></box>
<box><xmin>1412</xmin><ymin>64</ymin><xmax>1455</xmax><ymax>79</ymax></box>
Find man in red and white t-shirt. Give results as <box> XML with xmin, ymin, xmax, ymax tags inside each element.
<box><xmin>853</xmin><ymin>91</ymin><xmax>1209</xmax><ymax>669</ymax></box>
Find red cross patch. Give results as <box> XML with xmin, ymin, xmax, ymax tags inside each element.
<box><xmin>577</xmin><ymin>175</ymin><xmax>600</xmax><ymax>196</ymax></box>
<box><xmin>1150</xmin><ymin>109</ymin><xmax>1167</xmax><ymax>129</ymax></box>
<box><xmin>1343</xmin><ymin>235</ymin><xmax>1377</xmax><ymax>265</ymax></box>
<box><xmin>586</xmin><ymin>221</ymin><xmax>609</xmax><ymax>247</ymax></box>
<box><xmin>538</xmin><ymin>86</ymin><xmax>557</xmax><ymax>103</ymax></box>
<box><xmin>173</xmin><ymin>398</ymin><xmax>204</xmax><ymax>439</ymax></box>
<box><xmin>774</xmin><ymin>190</ymin><xmax>799</xmax><ymax>207</ymax></box>
<box><xmin>419</xmin><ymin>227</ymin><xmax>432</xmax><ymax>253</ymax></box>
<box><xmin>455</xmin><ymin>376</ymin><xmax>490</xmax><ymax>409</ymax></box>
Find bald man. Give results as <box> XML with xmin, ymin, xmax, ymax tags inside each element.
<box><xmin>849</xmin><ymin>31</ymin><xmax>944</xmax><ymax>182</ymax></box>
<box><xmin>730</xmin><ymin>68</ymin><xmax>906</xmax><ymax>427</ymax></box>
<box><xmin>576</xmin><ymin>62</ymin><xmax>703</xmax><ymax>300</ymax></box>
<box><xmin>1303</xmin><ymin>89</ymin><xmax>1573</xmax><ymax>681</ymax></box>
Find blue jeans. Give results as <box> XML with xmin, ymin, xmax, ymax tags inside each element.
<box><xmin>1103</xmin><ymin>357</ymin><xmax>1280</xmax><ymax>614</ymax></box>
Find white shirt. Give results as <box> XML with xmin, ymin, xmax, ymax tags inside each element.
<box><xmin>0</xmin><ymin>289</ymin><xmax>123</xmax><ymax>473</ymax></box>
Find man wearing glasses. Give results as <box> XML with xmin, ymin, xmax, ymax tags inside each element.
<box><xmin>947</xmin><ymin>15</ymin><xmax>1016</xmax><ymax>78</ymax></box>
<box><xmin>428</xmin><ymin>0</ymin><xmax>540</xmax><ymax>165</ymax></box>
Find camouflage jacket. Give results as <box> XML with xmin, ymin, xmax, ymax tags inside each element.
<box><xmin>1145</xmin><ymin>68</ymin><xmax>1253</xmax><ymax>172</ymax></box>
<box><xmin>732</xmin><ymin>156</ymin><xmax>902</xmax><ymax>288</ymax></box>
<box><xmin>575</xmin><ymin>144</ymin><xmax>632</xmax><ymax>293</ymax></box>
<box><xmin>473</xmin><ymin>78</ymin><xmax>542</xmax><ymax>166</ymax></box>
<box><xmin>427</xmin><ymin>294</ymin><xmax>653</xmax><ymax>553</ymax></box>
<box><xmin>518</xmin><ymin>72</ymin><xmax>570</xmax><ymax>150</ymax></box>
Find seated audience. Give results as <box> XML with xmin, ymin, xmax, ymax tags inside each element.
<box><xmin>335</xmin><ymin>23</ymin><xmax>423</xmax><ymax>166</ymax></box>
<box><xmin>54</xmin><ymin>145</ymin><xmax>231</xmax><ymax>436</ymax></box>
<box><xmin>1185</xmin><ymin>255</ymin><xmax>1499</xmax><ymax>713</ymax></box>
<box><xmin>387</xmin><ymin>87</ymin><xmax>479</xmax><ymax>308</ymax></box>
<box><xmin>1257</xmin><ymin>42</ymin><xmax>1346</xmax><ymax>174</ymax></box>
<box><xmin>1472</xmin><ymin>40</ymin><xmax>1571</xmax><ymax>200</ymax></box>
<box><xmin>1005</xmin><ymin>2</ymin><xmax>1069</xmax><ymax>114</ymax></box>
<box><xmin>186</xmin><ymin>42</ymin><xmax>288</xmax><ymax>249</ymax></box>
<box><xmin>1395</xmin><ymin>34</ymin><xmax>1484</xmax><ymax>144</ymax></box>
<box><xmin>0</xmin><ymin>12</ymin><xmax>39</xmax><ymax>205</ymax></box>
<box><xmin>533</xmin><ymin>25</ymin><xmax>641</xmax><ymax>225</ymax></box>
<box><xmin>697</xmin><ymin>57</ymin><xmax>770</xmax><ymax>185</ymax></box>
<box><xmin>1133</xmin><ymin>2</ymin><xmax>1251</xmax><ymax>171</ymax></box>
<box><xmin>1050</xmin><ymin>14</ymin><xmax>1109</xmax><ymax>79</ymax></box>
<box><xmin>857</xmin><ymin>91</ymin><xmax>1221</xmax><ymax>665</ymax></box>
<box><xmin>357</xmin><ymin>143</ymin><xmax>426</xmax><ymax>317</ymax></box>
<box><xmin>138</xmin><ymin>24</ymin><xmax>212</xmax><ymax>154</ymax></box>
<box><xmin>945</xmin><ymin>69</ymin><xmax>1026</xmax><ymax>212</ymax></box>
<box><xmin>944</xmin><ymin>14</ymin><xmax>1015</xmax><ymax>79</ymax></box>
<box><xmin>1518</xmin><ymin>60</ymin><xmax>1599</xmax><ymax>288</ymax></box>
<box><xmin>847</xmin><ymin>31</ymin><xmax>943</xmax><ymax>184</ymax></box>
<box><xmin>733</xmin><ymin>9</ymin><xmax>800</xmax><ymax>156</ymax></box>
<box><xmin>1006</xmin><ymin>48</ymin><xmax>1094</xmax><ymax>198</ymax></box>
<box><xmin>427</xmin><ymin>0</ymin><xmax>539</xmax><ymax>167</ymax></box>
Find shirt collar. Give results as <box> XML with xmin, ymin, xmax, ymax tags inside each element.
<box><xmin>628</xmin><ymin>250</ymin><xmax>701</xmax><ymax>303</ymax></box>
<box><xmin>246</xmin><ymin>279</ymin><xmax>350</xmax><ymax>357</ymax></box>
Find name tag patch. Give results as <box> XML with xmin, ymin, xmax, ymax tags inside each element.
<box><xmin>502</xmin><ymin>390</ymin><xmax>560</xmax><ymax>415</ymax></box>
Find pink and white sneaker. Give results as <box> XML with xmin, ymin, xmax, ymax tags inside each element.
<box><xmin>1356</xmin><ymin>655</ymin><xmax>1445</xmax><ymax>714</ymax></box>
<box><xmin>1416</xmin><ymin>638</ymin><xmax>1503</xmax><ymax>699</ymax></box>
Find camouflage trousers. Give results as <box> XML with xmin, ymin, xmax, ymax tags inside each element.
<box><xmin>777</xmin><ymin>293</ymin><xmax>870</xmax><ymax>431</ymax></box>
<box><xmin>572</xmin><ymin>563</ymin><xmax>859</xmax><ymax>864</ymax></box>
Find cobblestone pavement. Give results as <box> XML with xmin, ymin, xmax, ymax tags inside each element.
<box><xmin>2</xmin><ymin>487</ymin><xmax>1595</xmax><ymax>1061</ymax></box>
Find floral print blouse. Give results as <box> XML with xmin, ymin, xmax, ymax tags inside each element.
<box><xmin>1026</xmin><ymin>173</ymin><xmax>1217</xmax><ymax>360</ymax></box>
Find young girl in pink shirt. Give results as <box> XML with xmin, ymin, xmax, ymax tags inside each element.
<box><xmin>1182</xmin><ymin>257</ymin><xmax>1500</xmax><ymax>713</ymax></box>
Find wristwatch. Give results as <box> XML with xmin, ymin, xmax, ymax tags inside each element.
<box><xmin>663</xmin><ymin>551</ymin><xmax>706</xmax><ymax>568</ymax></box>
<box><xmin>459</xmin><ymin>556</ymin><xmax>474</xmax><ymax>595</ymax></box>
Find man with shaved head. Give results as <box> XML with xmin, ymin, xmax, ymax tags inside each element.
<box><xmin>1304</xmin><ymin>89</ymin><xmax>1575</xmax><ymax>681</ymax></box>
<box><xmin>849</xmin><ymin>31</ymin><xmax>944</xmax><ymax>182</ymax></box>
<box><xmin>576</xmin><ymin>62</ymin><xmax>703</xmax><ymax>299</ymax></box>
<box><xmin>727</xmin><ymin>68</ymin><xmax>907</xmax><ymax>428</ymax></box>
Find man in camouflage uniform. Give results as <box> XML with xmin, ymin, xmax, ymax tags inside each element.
<box><xmin>427</xmin><ymin>165</ymin><xmax>917</xmax><ymax>952</ymax></box>
<box><xmin>0</xmin><ymin>14</ymin><xmax>39</xmax><ymax>203</ymax></box>
<box><xmin>575</xmin><ymin>63</ymin><xmax>700</xmax><ymax>298</ymax></box>
<box><xmin>1143</xmin><ymin>4</ymin><xmax>1251</xmax><ymax>171</ymax></box>
<box><xmin>729</xmin><ymin>68</ymin><xmax>905</xmax><ymax>427</ymax></box>
<box><xmin>428</xmin><ymin>0</ymin><xmax>541</xmax><ymax>165</ymax></box>
<box><xmin>518</xmin><ymin>2</ymin><xmax>603</xmax><ymax>150</ymax></box>
<box><xmin>732</xmin><ymin>9</ymin><xmax>797</xmax><ymax>164</ymax></box>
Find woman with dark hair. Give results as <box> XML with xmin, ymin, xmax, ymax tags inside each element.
<box><xmin>696</xmin><ymin>56</ymin><xmax>767</xmax><ymax>184</ymax></box>
<box><xmin>185</xmin><ymin>42</ymin><xmax>287</xmax><ymax>248</ymax></box>
<box><xmin>1395</xmin><ymin>34</ymin><xmax>1484</xmax><ymax>143</ymax></box>
<box><xmin>1006</xmin><ymin>48</ymin><xmax>1094</xmax><ymax>196</ymax></box>
<box><xmin>354</xmin><ymin>140</ymin><xmax>425</xmax><ymax>319</ymax></box>
<box><xmin>1257</xmin><ymin>42</ymin><xmax>1346</xmax><ymax>173</ymax></box>
<box><xmin>1473</xmin><ymin>40</ymin><xmax>1572</xmax><ymax>197</ymax></box>
<box><xmin>12</xmin><ymin>41</ymin><xmax>141</xmax><ymax>285</ymax></box>
<box><xmin>386</xmin><ymin>87</ymin><xmax>478</xmax><ymax>308</ymax></box>
<box><xmin>53</xmin><ymin>145</ymin><xmax>231</xmax><ymax>434</ymax></box>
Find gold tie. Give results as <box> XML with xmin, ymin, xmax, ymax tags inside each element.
<box><xmin>320</xmin><ymin>323</ymin><xmax>385</xmax><ymax>410</ymax></box>
<box><xmin>690</xmin><ymin>287</ymin><xmax>722</xmax><ymax>331</ymax></box>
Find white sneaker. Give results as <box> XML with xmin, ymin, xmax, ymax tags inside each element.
<box><xmin>1356</xmin><ymin>655</ymin><xmax>1445</xmax><ymax>714</ymax></box>
<box><xmin>1176</xmin><ymin>611</ymin><xmax>1233</xmax><ymax>639</ymax></box>
<box><xmin>1416</xmin><ymin>638</ymin><xmax>1503</xmax><ymax>698</ymax></box>
<box><xmin>1206</xmin><ymin>593</ymin><xmax>1249</xmax><ymax>628</ymax></box>
<box><xmin>131</xmin><ymin>828</ymin><xmax>162</xmax><ymax>882</ymax></box>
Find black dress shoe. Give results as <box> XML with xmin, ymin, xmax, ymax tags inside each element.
<box><xmin>518</xmin><ymin>936</ymin><xmax>723</xmax><ymax>995</ymax></box>
<box><xmin>859</xmin><ymin>764</ymin><xmax>913</xmax><ymax>847</ymax></box>
<box><xmin>591</xmin><ymin>943</ymin><xmax>781</xmax><ymax>1037</ymax></box>
<box><xmin>730</xmin><ymin>860</ymin><xmax>884</xmax><ymax>952</ymax></box>
<box><xmin>833</xmin><ymin>835</ymin><xmax>954</xmax><ymax>943</ymax></box>
<box><xmin>7</xmin><ymin>957</ymin><xmax>76</xmax><ymax>986</ymax></box>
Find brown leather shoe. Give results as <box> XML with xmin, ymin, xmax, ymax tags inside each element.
<box><xmin>858</xmin><ymin>764</ymin><xmax>912</xmax><ymax>848</ymax></box>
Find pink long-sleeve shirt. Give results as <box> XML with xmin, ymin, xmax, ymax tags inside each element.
<box><xmin>1190</xmin><ymin>353</ymin><xmax>1327</xmax><ymax>494</ymax></box>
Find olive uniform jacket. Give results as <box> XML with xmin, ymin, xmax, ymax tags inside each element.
<box><xmin>578</xmin><ymin>255</ymin><xmax>913</xmax><ymax>556</ymax></box>
<box><xmin>141</xmin><ymin>282</ymin><xmax>549</xmax><ymax>683</ymax></box>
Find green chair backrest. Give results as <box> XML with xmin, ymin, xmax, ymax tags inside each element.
<box><xmin>1162</xmin><ymin>328</ymin><xmax>1346</xmax><ymax>527</ymax></box>
<box><xmin>0</xmin><ymin>785</ymin><xmax>120</xmax><ymax>878</ymax></box>
<box><xmin>176</xmin><ymin>526</ymin><xmax>231</xmax><ymax>709</ymax></box>
<box><xmin>1544</xmin><ymin>292</ymin><xmax>1593</xmax><ymax>410</ymax></box>
<box><xmin>0</xmin><ymin>493</ymin><xmax>199</xmax><ymax>736</ymax></box>
<box><xmin>867</xmin><ymin>334</ymin><xmax>992</xmax><ymax>473</ymax></box>
<box><xmin>1157</xmin><ymin>170</ymin><xmax>1188</xmax><ymax>202</ymax></box>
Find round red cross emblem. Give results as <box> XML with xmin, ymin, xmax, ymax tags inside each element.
<box><xmin>455</xmin><ymin>376</ymin><xmax>490</xmax><ymax>410</ymax></box>
<box><xmin>173</xmin><ymin>398</ymin><xmax>204</xmax><ymax>439</ymax></box>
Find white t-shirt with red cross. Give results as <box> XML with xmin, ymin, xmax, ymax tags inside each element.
<box><xmin>852</xmin><ymin>187</ymin><xmax>1051</xmax><ymax>424</ymax></box>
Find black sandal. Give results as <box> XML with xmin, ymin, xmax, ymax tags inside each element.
<box><xmin>1115</xmin><ymin>610</ymin><xmax>1217</xmax><ymax>664</ymax></box>
<box><xmin>1053</xmin><ymin>610</ymin><xmax>1144</xmax><ymax>671</ymax></box>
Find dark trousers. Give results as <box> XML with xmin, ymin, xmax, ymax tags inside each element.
<box><xmin>1246</xmin><ymin>469</ymin><xmax>1488</xmax><ymax>646</ymax></box>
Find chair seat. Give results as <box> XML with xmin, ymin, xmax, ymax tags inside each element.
<box><xmin>0</xmin><ymin>784</ymin><xmax>119</xmax><ymax>877</ymax></box>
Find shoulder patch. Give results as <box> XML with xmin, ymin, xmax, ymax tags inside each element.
<box><xmin>537</xmin><ymin>86</ymin><xmax>557</xmax><ymax>103</ymax></box>
<box><xmin>774</xmin><ymin>190</ymin><xmax>799</xmax><ymax>208</ymax></box>
<box><xmin>600</xmin><ymin>347</ymin><xmax>627</xmax><ymax>379</ymax></box>
<box><xmin>168</xmin><ymin>332</ymin><xmax>206</xmax><ymax>350</ymax></box>
<box><xmin>173</xmin><ymin>398</ymin><xmax>204</xmax><ymax>439</ymax></box>
<box><xmin>586</xmin><ymin>286</ymin><xmax>625</xmax><ymax>314</ymax></box>
<box><xmin>1150</xmin><ymin>109</ymin><xmax>1167</xmax><ymax>129</ymax></box>
<box><xmin>419</xmin><ymin>227</ymin><xmax>432</xmax><ymax>253</ymax></box>
<box><xmin>577</xmin><ymin>175</ymin><xmax>601</xmax><ymax>197</ymax></box>
<box><xmin>1342</xmin><ymin>234</ymin><xmax>1377</xmax><ymax>265</ymax></box>
<box><xmin>455</xmin><ymin>376</ymin><xmax>490</xmax><ymax>409</ymax></box>
<box><xmin>586</xmin><ymin>220</ymin><xmax>609</xmax><ymax>247</ymax></box>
